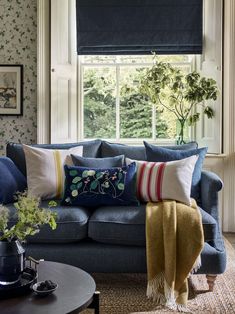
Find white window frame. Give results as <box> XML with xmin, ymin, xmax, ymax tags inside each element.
<box><xmin>77</xmin><ymin>55</ymin><xmax>196</xmax><ymax>145</ymax></box>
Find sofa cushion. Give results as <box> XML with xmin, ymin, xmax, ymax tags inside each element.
<box><xmin>126</xmin><ymin>156</ymin><xmax>198</xmax><ymax>206</ymax></box>
<box><xmin>144</xmin><ymin>142</ymin><xmax>207</xmax><ymax>202</ymax></box>
<box><xmin>88</xmin><ymin>205</ymin><xmax>217</xmax><ymax>246</ymax></box>
<box><xmin>101</xmin><ymin>141</ymin><xmax>147</xmax><ymax>160</ymax></box>
<box><xmin>71</xmin><ymin>154</ymin><xmax>125</xmax><ymax>168</ymax></box>
<box><xmin>6</xmin><ymin>139</ymin><xmax>102</xmax><ymax>176</ymax></box>
<box><xmin>23</xmin><ymin>145</ymin><xmax>83</xmax><ymax>200</ymax></box>
<box><xmin>0</xmin><ymin>157</ymin><xmax>27</xmax><ymax>204</ymax></box>
<box><xmin>7</xmin><ymin>201</ymin><xmax>91</xmax><ymax>243</ymax></box>
<box><xmin>62</xmin><ymin>162</ymin><xmax>139</xmax><ymax>207</ymax></box>
<box><xmin>101</xmin><ymin>141</ymin><xmax>198</xmax><ymax>161</ymax></box>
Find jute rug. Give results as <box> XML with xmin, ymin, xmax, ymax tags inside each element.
<box><xmin>83</xmin><ymin>239</ymin><xmax>235</xmax><ymax>314</ymax></box>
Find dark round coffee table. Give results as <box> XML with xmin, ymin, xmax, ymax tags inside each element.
<box><xmin>0</xmin><ymin>261</ymin><xmax>99</xmax><ymax>314</ymax></box>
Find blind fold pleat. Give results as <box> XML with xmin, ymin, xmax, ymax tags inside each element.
<box><xmin>76</xmin><ymin>0</ymin><xmax>203</xmax><ymax>55</ymax></box>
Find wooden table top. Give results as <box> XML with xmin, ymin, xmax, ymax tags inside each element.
<box><xmin>0</xmin><ymin>261</ymin><xmax>96</xmax><ymax>314</ymax></box>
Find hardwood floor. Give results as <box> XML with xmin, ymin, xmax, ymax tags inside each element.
<box><xmin>223</xmin><ymin>232</ymin><xmax>235</xmax><ymax>249</ymax></box>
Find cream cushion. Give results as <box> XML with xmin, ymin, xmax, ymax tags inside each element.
<box><xmin>126</xmin><ymin>155</ymin><xmax>198</xmax><ymax>206</ymax></box>
<box><xmin>23</xmin><ymin>145</ymin><xmax>83</xmax><ymax>200</ymax></box>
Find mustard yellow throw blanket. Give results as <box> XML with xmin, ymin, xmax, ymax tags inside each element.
<box><xmin>146</xmin><ymin>199</ymin><xmax>204</xmax><ymax>312</ymax></box>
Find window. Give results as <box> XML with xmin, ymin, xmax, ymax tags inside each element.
<box><xmin>79</xmin><ymin>55</ymin><xmax>195</xmax><ymax>143</ymax></box>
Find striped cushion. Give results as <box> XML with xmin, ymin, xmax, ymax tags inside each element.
<box><xmin>23</xmin><ymin>145</ymin><xmax>83</xmax><ymax>200</ymax></box>
<box><xmin>126</xmin><ymin>155</ymin><xmax>198</xmax><ymax>205</ymax></box>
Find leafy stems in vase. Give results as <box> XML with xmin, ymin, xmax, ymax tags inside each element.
<box><xmin>140</xmin><ymin>56</ymin><xmax>219</xmax><ymax>144</ymax></box>
<box><xmin>0</xmin><ymin>193</ymin><xmax>57</xmax><ymax>285</ymax></box>
<box><xmin>0</xmin><ymin>193</ymin><xmax>57</xmax><ymax>242</ymax></box>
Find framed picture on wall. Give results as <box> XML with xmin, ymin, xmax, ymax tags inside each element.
<box><xmin>0</xmin><ymin>65</ymin><xmax>23</xmax><ymax>115</ymax></box>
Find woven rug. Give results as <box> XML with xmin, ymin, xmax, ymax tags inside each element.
<box><xmin>83</xmin><ymin>239</ymin><xmax>235</xmax><ymax>314</ymax></box>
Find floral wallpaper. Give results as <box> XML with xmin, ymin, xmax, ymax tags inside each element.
<box><xmin>0</xmin><ymin>0</ymin><xmax>37</xmax><ymax>155</ymax></box>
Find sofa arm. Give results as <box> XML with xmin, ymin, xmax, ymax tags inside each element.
<box><xmin>200</xmin><ymin>170</ymin><xmax>223</xmax><ymax>222</ymax></box>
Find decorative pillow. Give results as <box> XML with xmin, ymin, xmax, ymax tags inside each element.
<box><xmin>23</xmin><ymin>145</ymin><xmax>83</xmax><ymax>200</ymax></box>
<box><xmin>101</xmin><ymin>141</ymin><xmax>198</xmax><ymax>161</ymax></box>
<box><xmin>62</xmin><ymin>163</ymin><xmax>139</xmax><ymax>207</ymax></box>
<box><xmin>101</xmin><ymin>141</ymin><xmax>147</xmax><ymax>160</ymax></box>
<box><xmin>0</xmin><ymin>157</ymin><xmax>27</xmax><ymax>204</ymax></box>
<box><xmin>144</xmin><ymin>142</ymin><xmax>207</xmax><ymax>202</ymax></box>
<box><xmin>126</xmin><ymin>156</ymin><xmax>198</xmax><ymax>206</ymax></box>
<box><xmin>71</xmin><ymin>154</ymin><xmax>124</xmax><ymax>168</ymax></box>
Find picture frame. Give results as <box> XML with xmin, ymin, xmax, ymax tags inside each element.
<box><xmin>0</xmin><ymin>65</ymin><xmax>23</xmax><ymax>115</ymax></box>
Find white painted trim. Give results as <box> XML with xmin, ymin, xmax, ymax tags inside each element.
<box><xmin>37</xmin><ymin>0</ymin><xmax>50</xmax><ymax>144</ymax></box>
<box><xmin>222</xmin><ymin>0</ymin><xmax>235</xmax><ymax>231</ymax></box>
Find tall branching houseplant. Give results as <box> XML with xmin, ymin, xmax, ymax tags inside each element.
<box><xmin>141</xmin><ymin>59</ymin><xmax>219</xmax><ymax>144</ymax></box>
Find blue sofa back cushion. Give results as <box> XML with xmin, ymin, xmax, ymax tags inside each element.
<box><xmin>0</xmin><ymin>157</ymin><xmax>27</xmax><ymax>204</ymax></box>
<box><xmin>101</xmin><ymin>140</ymin><xmax>198</xmax><ymax>161</ymax></box>
<box><xmin>144</xmin><ymin>141</ymin><xmax>208</xmax><ymax>202</ymax></box>
<box><xmin>6</xmin><ymin>139</ymin><xmax>102</xmax><ymax>176</ymax></box>
<box><xmin>62</xmin><ymin>162</ymin><xmax>139</xmax><ymax>207</ymax></box>
<box><xmin>71</xmin><ymin>154</ymin><xmax>125</xmax><ymax>168</ymax></box>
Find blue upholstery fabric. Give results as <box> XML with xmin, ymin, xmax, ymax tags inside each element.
<box><xmin>144</xmin><ymin>142</ymin><xmax>207</xmax><ymax>202</ymax></box>
<box><xmin>71</xmin><ymin>154</ymin><xmax>124</xmax><ymax>168</ymax></box>
<box><xmin>24</xmin><ymin>238</ymin><xmax>226</xmax><ymax>274</ymax></box>
<box><xmin>25</xmin><ymin>241</ymin><xmax>147</xmax><ymax>273</ymax></box>
<box><xmin>7</xmin><ymin>201</ymin><xmax>91</xmax><ymax>243</ymax></box>
<box><xmin>200</xmin><ymin>170</ymin><xmax>223</xmax><ymax>221</ymax></box>
<box><xmin>88</xmin><ymin>205</ymin><xmax>217</xmax><ymax>246</ymax></box>
<box><xmin>101</xmin><ymin>141</ymin><xmax>147</xmax><ymax>160</ymax></box>
<box><xmin>159</xmin><ymin>141</ymin><xmax>198</xmax><ymax>150</ymax></box>
<box><xmin>0</xmin><ymin>157</ymin><xmax>27</xmax><ymax>204</ymax></box>
<box><xmin>3</xmin><ymin>141</ymin><xmax>226</xmax><ymax>276</ymax></box>
<box><xmin>101</xmin><ymin>141</ymin><xmax>198</xmax><ymax>161</ymax></box>
<box><xmin>6</xmin><ymin>139</ymin><xmax>102</xmax><ymax>176</ymax></box>
<box><xmin>62</xmin><ymin>163</ymin><xmax>139</xmax><ymax>207</ymax></box>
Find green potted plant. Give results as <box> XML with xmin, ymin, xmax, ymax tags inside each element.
<box><xmin>0</xmin><ymin>193</ymin><xmax>57</xmax><ymax>285</ymax></box>
<box><xmin>141</xmin><ymin>59</ymin><xmax>219</xmax><ymax>144</ymax></box>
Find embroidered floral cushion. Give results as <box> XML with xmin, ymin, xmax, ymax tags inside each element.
<box><xmin>62</xmin><ymin>163</ymin><xmax>139</xmax><ymax>207</ymax></box>
<box><xmin>126</xmin><ymin>155</ymin><xmax>198</xmax><ymax>206</ymax></box>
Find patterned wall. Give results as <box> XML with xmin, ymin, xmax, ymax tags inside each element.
<box><xmin>0</xmin><ymin>0</ymin><xmax>37</xmax><ymax>155</ymax></box>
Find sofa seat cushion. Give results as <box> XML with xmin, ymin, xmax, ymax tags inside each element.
<box><xmin>88</xmin><ymin>205</ymin><xmax>217</xmax><ymax>246</ymax></box>
<box><xmin>7</xmin><ymin>201</ymin><xmax>91</xmax><ymax>243</ymax></box>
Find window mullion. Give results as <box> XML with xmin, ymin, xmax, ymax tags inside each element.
<box><xmin>152</xmin><ymin>103</ymin><xmax>156</xmax><ymax>140</ymax></box>
<box><xmin>116</xmin><ymin>65</ymin><xmax>120</xmax><ymax>141</ymax></box>
<box><xmin>78</xmin><ymin>57</ymin><xmax>83</xmax><ymax>140</ymax></box>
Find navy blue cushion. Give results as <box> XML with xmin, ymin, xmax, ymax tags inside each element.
<box><xmin>160</xmin><ymin>141</ymin><xmax>198</xmax><ymax>150</ymax></box>
<box><xmin>101</xmin><ymin>141</ymin><xmax>146</xmax><ymax>160</ymax></box>
<box><xmin>71</xmin><ymin>154</ymin><xmax>124</xmax><ymax>168</ymax></box>
<box><xmin>144</xmin><ymin>142</ymin><xmax>207</xmax><ymax>202</ymax></box>
<box><xmin>88</xmin><ymin>205</ymin><xmax>217</xmax><ymax>246</ymax></box>
<box><xmin>62</xmin><ymin>163</ymin><xmax>139</xmax><ymax>207</ymax></box>
<box><xmin>6</xmin><ymin>139</ymin><xmax>102</xmax><ymax>176</ymax></box>
<box><xmin>101</xmin><ymin>141</ymin><xmax>198</xmax><ymax>161</ymax></box>
<box><xmin>7</xmin><ymin>200</ymin><xmax>91</xmax><ymax>243</ymax></box>
<box><xmin>0</xmin><ymin>157</ymin><xmax>27</xmax><ymax>204</ymax></box>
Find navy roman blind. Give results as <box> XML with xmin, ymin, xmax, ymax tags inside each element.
<box><xmin>76</xmin><ymin>0</ymin><xmax>203</xmax><ymax>55</ymax></box>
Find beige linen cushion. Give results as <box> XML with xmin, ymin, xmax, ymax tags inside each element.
<box><xmin>23</xmin><ymin>145</ymin><xmax>83</xmax><ymax>200</ymax></box>
<box><xmin>126</xmin><ymin>155</ymin><xmax>198</xmax><ymax>206</ymax></box>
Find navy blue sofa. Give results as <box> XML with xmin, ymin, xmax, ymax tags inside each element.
<box><xmin>6</xmin><ymin>140</ymin><xmax>226</xmax><ymax>290</ymax></box>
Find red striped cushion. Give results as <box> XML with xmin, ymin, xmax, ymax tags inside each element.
<box><xmin>126</xmin><ymin>155</ymin><xmax>198</xmax><ymax>205</ymax></box>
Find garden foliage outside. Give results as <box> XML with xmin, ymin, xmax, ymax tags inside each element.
<box><xmin>83</xmin><ymin>55</ymin><xmax>190</xmax><ymax>141</ymax></box>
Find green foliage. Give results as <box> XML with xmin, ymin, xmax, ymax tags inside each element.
<box><xmin>0</xmin><ymin>193</ymin><xmax>57</xmax><ymax>242</ymax></box>
<box><xmin>141</xmin><ymin>59</ymin><xmax>218</xmax><ymax>140</ymax></box>
<box><xmin>83</xmin><ymin>65</ymin><xmax>171</xmax><ymax>139</ymax></box>
<box><xmin>82</xmin><ymin>55</ymin><xmax>218</xmax><ymax>141</ymax></box>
